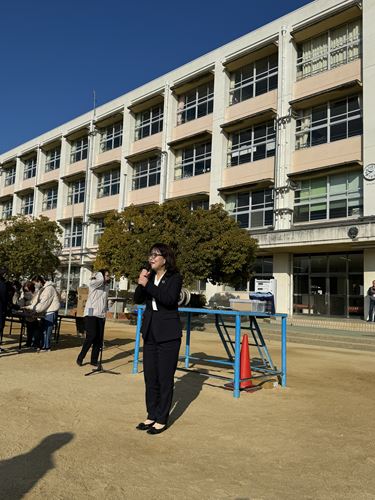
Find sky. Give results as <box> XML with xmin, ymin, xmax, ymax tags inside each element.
<box><xmin>0</xmin><ymin>0</ymin><xmax>312</xmax><ymax>154</ymax></box>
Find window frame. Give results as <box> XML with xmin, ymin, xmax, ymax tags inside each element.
<box><xmin>42</xmin><ymin>186</ymin><xmax>58</xmax><ymax>211</ymax></box>
<box><xmin>132</xmin><ymin>156</ymin><xmax>161</xmax><ymax>190</ymax></box>
<box><xmin>175</xmin><ymin>142</ymin><xmax>212</xmax><ymax>180</ymax></box>
<box><xmin>1</xmin><ymin>199</ymin><xmax>13</xmax><ymax>220</ymax></box>
<box><xmin>64</xmin><ymin>221</ymin><xmax>83</xmax><ymax>248</ymax></box>
<box><xmin>45</xmin><ymin>147</ymin><xmax>61</xmax><ymax>172</ymax></box>
<box><xmin>135</xmin><ymin>105</ymin><xmax>164</xmax><ymax>141</ymax></box>
<box><xmin>97</xmin><ymin>168</ymin><xmax>120</xmax><ymax>198</ymax></box>
<box><xmin>4</xmin><ymin>166</ymin><xmax>16</xmax><ymax>186</ymax></box>
<box><xmin>23</xmin><ymin>157</ymin><xmax>37</xmax><ymax>180</ymax></box>
<box><xmin>227</xmin><ymin>188</ymin><xmax>274</xmax><ymax>229</ymax></box>
<box><xmin>70</xmin><ymin>137</ymin><xmax>88</xmax><ymax>164</ymax></box>
<box><xmin>99</xmin><ymin>122</ymin><xmax>123</xmax><ymax>153</ymax></box>
<box><xmin>228</xmin><ymin>121</ymin><xmax>276</xmax><ymax>166</ymax></box>
<box><xmin>21</xmin><ymin>193</ymin><xmax>34</xmax><ymax>215</ymax></box>
<box><xmin>177</xmin><ymin>82</ymin><xmax>214</xmax><ymax>125</ymax></box>
<box><xmin>67</xmin><ymin>178</ymin><xmax>85</xmax><ymax>205</ymax></box>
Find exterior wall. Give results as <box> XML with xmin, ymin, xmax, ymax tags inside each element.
<box><xmin>273</xmin><ymin>253</ymin><xmax>292</xmax><ymax>315</ymax></box>
<box><xmin>222</xmin><ymin>158</ymin><xmax>274</xmax><ymax>189</ymax></box>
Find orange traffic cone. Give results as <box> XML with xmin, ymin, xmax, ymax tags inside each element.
<box><xmin>240</xmin><ymin>334</ymin><xmax>253</xmax><ymax>390</ymax></box>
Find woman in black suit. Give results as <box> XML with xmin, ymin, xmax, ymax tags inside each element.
<box><xmin>134</xmin><ymin>243</ymin><xmax>182</xmax><ymax>435</ymax></box>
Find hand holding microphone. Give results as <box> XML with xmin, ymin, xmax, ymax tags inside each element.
<box><xmin>138</xmin><ymin>262</ymin><xmax>151</xmax><ymax>287</ymax></box>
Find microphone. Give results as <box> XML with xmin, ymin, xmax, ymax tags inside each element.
<box><xmin>140</xmin><ymin>262</ymin><xmax>151</xmax><ymax>272</ymax></box>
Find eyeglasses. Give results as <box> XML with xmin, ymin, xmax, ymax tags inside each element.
<box><xmin>148</xmin><ymin>252</ymin><xmax>162</xmax><ymax>259</ymax></box>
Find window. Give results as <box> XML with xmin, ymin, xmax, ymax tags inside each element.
<box><xmin>250</xmin><ymin>256</ymin><xmax>274</xmax><ymax>291</ymax></box>
<box><xmin>45</xmin><ymin>147</ymin><xmax>61</xmax><ymax>172</ymax></box>
<box><xmin>1</xmin><ymin>199</ymin><xmax>13</xmax><ymax>220</ymax></box>
<box><xmin>93</xmin><ymin>219</ymin><xmax>105</xmax><ymax>244</ymax></box>
<box><xmin>294</xmin><ymin>171</ymin><xmax>363</xmax><ymax>223</ymax></box>
<box><xmin>227</xmin><ymin>189</ymin><xmax>274</xmax><ymax>229</ymax></box>
<box><xmin>4</xmin><ymin>166</ymin><xmax>16</xmax><ymax>186</ymax></box>
<box><xmin>177</xmin><ymin>83</ymin><xmax>214</xmax><ymax>125</ymax></box>
<box><xmin>230</xmin><ymin>54</ymin><xmax>278</xmax><ymax>105</ymax></box>
<box><xmin>190</xmin><ymin>199</ymin><xmax>209</xmax><ymax>211</ymax></box>
<box><xmin>97</xmin><ymin>168</ymin><xmax>120</xmax><ymax>198</ymax></box>
<box><xmin>132</xmin><ymin>156</ymin><xmax>161</xmax><ymax>190</ymax></box>
<box><xmin>64</xmin><ymin>221</ymin><xmax>83</xmax><ymax>247</ymax></box>
<box><xmin>70</xmin><ymin>137</ymin><xmax>88</xmax><ymax>163</ymax></box>
<box><xmin>229</xmin><ymin>121</ymin><xmax>276</xmax><ymax>166</ymax></box>
<box><xmin>175</xmin><ymin>142</ymin><xmax>211</xmax><ymax>180</ymax></box>
<box><xmin>59</xmin><ymin>266</ymin><xmax>81</xmax><ymax>291</ymax></box>
<box><xmin>67</xmin><ymin>179</ymin><xmax>85</xmax><ymax>204</ymax></box>
<box><xmin>297</xmin><ymin>20</ymin><xmax>361</xmax><ymax>80</ymax></box>
<box><xmin>100</xmin><ymin>122</ymin><xmax>123</xmax><ymax>152</ymax></box>
<box><xmin>21</xmin><ymin>193</ymin><xmax>34</xmax><ymax>215</ymax></box>
<box><xmin>42</xmin><ymin>186</ymin><xmax>58</xmax><ymax>210</ymax></box>
<box><xmin>135</xmin><ymin>105</ymin><xmax>163</xmax><ymax>140</ymax></box>
<box><xmin>23</xmin><ymin>157</ymin><xmax>37</xmax><ymax>179</ymax></box>
<box><xmin>295</xmin><ymin>96</ymin><xmax>362</xmax><ymax>149</ymax></box>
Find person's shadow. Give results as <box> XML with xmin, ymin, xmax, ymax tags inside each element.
<box><xmin>0</xmin><ymin>432</ymin><xmax>74</xmax><ymax>499</ymax></box>
<box><xmin>169</xmin><ymin>370</ymin><xmax>209</xmax><ymax>426</ymax></box>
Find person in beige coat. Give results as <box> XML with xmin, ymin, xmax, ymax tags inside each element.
<box><xmin>25</xmin><ymin>276</ymin><xmax>60</xmax><ymax>351</ymax></box>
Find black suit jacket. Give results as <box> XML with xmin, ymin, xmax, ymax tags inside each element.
<box><xmin>134</xmin><ymin>271</ymin><xmax>182</xmax><ymax>342</ymax></box>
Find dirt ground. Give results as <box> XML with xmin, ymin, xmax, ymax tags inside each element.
<box><xmin>0</xmin><ymin>319</ymin><xmax>374</xmax><ymax>500</ymax></box>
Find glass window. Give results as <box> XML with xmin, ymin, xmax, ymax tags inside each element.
<box><xmin>175</xmin><ymin>142</ymin><xmax>211</xmax><ymax>180</ymax></box>
<box><xmin>190</xmin><ymin>199</ymin><xmax>209</xmax><ymax>211</ymax></box>
<box><xmin>23</xmin><ymin>157</ymin><xmax>37</xmax><ymax>179</ymax></box>
<box><xmin>294</xmin><ymin>171</ymin><xmax>362</xmax><ymax>223</ymax></box>
<box><xmin>229</xmin><ymin>121</ymin><xmax>276</xmax><ymax>166</ymax></box>
<box><xmin>177</xmin><ymin>83</ymin><xmax>214</xmax><ymax>125</ymax></box>
<box><xmin>4</xmin><ymin>166</ymin><xmax>16</xmax><ymax>186</ymax></box>
<box><xmin>21</xmin><ymin>193</ymin><xmax>34</xmax><ymax>215</ymax></box>
<box><xmin>227</xmin><ymin>189</ymin><xmax>274</xmax><ymax>229</ymax></box>
<box><xmin>230</xmin><ymin>54</ymin><xmax>278</xmax><ymax>105</ymax></box>
<box><xmin>135</xmin><ymin>105</ymin><xmax>163</xmax><ymax>141</ymax></box>
<box><xmin>70</xmin><ymin>137</ymin><xmax>88</xmax><ymax>163</ymax></box>
<box><xmin>45</xmin><ymin>147</ymin><xmax>61</xmax><ymax>172</ymax></box>
<box><xmin>132</xmin><ymin>156</ymin><xmax>161</xmax><ymax>190</ymax></box>
<box><xmin>67</xmin><ymin>178</ymin><xmax>85</xmax><ymax>204</ymax></box>
<box><xmin>1</xmin><ymin>199</ymin><xmax>13</xmax><ymax>220</ymax></box>
<box><xmin>97</xmin><ymin>168</ymin><xmax>120</xmax><ymax>198</ymax></box>
<box><xmin>295</xmin><ymin>96</ymin><xmax>362</xmax><ymax>150</ymax></box>
<box><xmin>99</xmin><ymin>122</ymin><xmax>123</xmax><ymax>152</ymax></box>
<box><xmin>297</xmin><ymin>20</ymin><xmax>361</xmax><ymax>80</ymax></box>
<box><xmin>93</xmin><ymin>219</ymin><xmax>105</xmax><ymax>244</ymax></box>
<box><xmin>42</xmin><ymin>186</ymin><xmax>58</xmax><ymax>210</ymax></box>
<box><xmin>64</xmin><ymin>221</ymin><xmax>83</xmax><ymax>248</ymax></box>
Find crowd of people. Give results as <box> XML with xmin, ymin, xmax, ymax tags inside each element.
<box><xmin>0</xmin><ymin>270</ymin><xmax>60</xmax><ymax>352</ymax></box>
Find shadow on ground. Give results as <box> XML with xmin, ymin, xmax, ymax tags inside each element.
<box><xmin>0</xmin><ymin>432</ymin><xmax>74</xmax><ymax>500</ymax></box>
<box><xmin>169</xmin><ymin>371</ymin><xmax>209</xmax><ymax>426</ymax></box>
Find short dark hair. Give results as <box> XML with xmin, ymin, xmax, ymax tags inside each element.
<box><xmin>149</xmin><ymin>243</ymin><xmax>178</xmax><ymax>273</ymax></box>
<box><xmin>23</xmin><ymin>281</ymin><xmax>35</xmax><ymax>294</ymax></box>
<box><xmin>31</xmin><ymin>275</ymin><xmax>46</xmax><ymax>285</ymax></box>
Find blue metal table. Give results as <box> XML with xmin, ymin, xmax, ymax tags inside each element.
<box><xmin>132</xmin><ymin>307</ymin><xmax>287</xmax><ymax>398</ymax></box>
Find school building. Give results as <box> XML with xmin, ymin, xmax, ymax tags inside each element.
<box><xmin>0</xmin><ymin>0</ymin><xmax>374</xmax><ymax>318</ymax></box>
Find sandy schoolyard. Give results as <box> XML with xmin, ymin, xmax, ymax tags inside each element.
<box><xmin>0</xmin><ymin>319</ymin><xmax>374</xmax><ymax>500</ymax></box>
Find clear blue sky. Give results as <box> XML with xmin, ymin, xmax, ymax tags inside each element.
<box><xmin>0</xmin><ymin>0</ymin><xmax>312</xmax><ymax>154</ymax></box>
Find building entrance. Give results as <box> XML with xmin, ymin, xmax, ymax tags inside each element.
<box><xmin>293</xmin><ymin>253</ymin><xmax>363</xmax><ymax>318</ymax></box>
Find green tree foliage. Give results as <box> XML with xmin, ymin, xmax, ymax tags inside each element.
<box><xmin>96</xmin><ymin>201</ymin><xmax>257</xmax><ymax>287</ymax></box>
<box><xmin>0</xmin><ymin>216</ymin><xmax>62</xmax><ymax>278</ymax></box>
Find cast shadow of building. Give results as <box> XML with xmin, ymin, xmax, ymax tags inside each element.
<box><xmin>0</xmin><ymin>432</ymin><xmax>74</xmax><ymax>500</ymax></box>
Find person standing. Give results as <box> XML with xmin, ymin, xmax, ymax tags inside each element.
<box><xmin>134</xmin><ymin>243</ymin><xmax>182</xmax><ymax>435</ymax></box>
<box><xmin>367</xmin><ymin>280</ymin><xmax>375</xmax><ymax>322</ymax></box>
<box><xmin>26</xmin><ymin>276</ymin><xmax>60</xmax><ymax>351</ymax></box>
<box><xmin>0</xmin><ymin>269</ymin><xmax>8</xmax><ymax>349</ymax></box>
<box><xmin>18</xmin><ymin>282</ymin><xmax>40</xmax><ymax>348</ymax></box>
<box><xmin>76</xmin><ymin>269</ymin><xmax>110</xmax><ymax>366</ymax></box>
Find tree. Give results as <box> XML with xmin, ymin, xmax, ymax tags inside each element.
<box><xmin>95</xmin><ymin>201</ymin><xmax>258</xmax><ymax>288</ymax></box>
<box><xmin>0</xmin><ymin>216</ymin><xmax>62</xmax><ymax>279</ymax></box>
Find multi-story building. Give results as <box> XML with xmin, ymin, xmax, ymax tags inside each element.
<box><xmin>1</xmin><ymin>0</ymin><xmax>373</xmax><ymax>318</ymax></box>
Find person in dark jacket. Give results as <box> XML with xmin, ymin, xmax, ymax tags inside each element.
<box><xmin>367</xmin><ymin>280</ymin><xmax>375</xmax><ymax>322</ymax></box>
<box><xmin>134</xmin><ymin>243</ymin><xmax>182</xmax><ymax>435</ymax></box>
<box><xmin>0</xmin><ymin>269</ymin><xmax>8</xmax><ymax>348</ymax></box>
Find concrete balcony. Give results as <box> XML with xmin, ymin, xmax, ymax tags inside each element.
<box><xmin>38</xmin><ymin>168</ymin><xmax>60</xmax><ymax>186</ymax></box>
<box><xmin>127</xmin><ymin>185</ymin><xmax>160</xmax><ymax>205</ymax></box>
<box><xmin>91</xmin><ymin>194</ymin><xmax>119</xmax><ymax>214</ymax></box>
<box><xmin>64</xmin><ymin>159</ymin><xmax>87</xmax><ymax>177</ymax></box>
<box><xmin>292</xmin><ymin>136</ymin><xmax>362</xmax><ymax>174</ymax></box>
<box><xmin>62</xmin><ymin>202</ymin><xmax>84</xmax><ymax>219</ymax></box>
<box><xmin>168</xmin><ymin>172</ymin><xmax>210</xmax><ymax>199</ymax></box>
<box><xmin>40</xmin><ymin>208</ymin><xmax>57</xmax><ymax>221</ymax></box>
<box><xmin>95</xmin><ymin>147</ymin><xmax>122</xmax><ymax>167</ymax></box>
<box><xmin>130</xmin><ymin>132</ymin><xmax>162</xmax><ymax>156</ymax></box>
<box><xmin>171</xmin><ymin>115</ymin><xmax>212</xmax><ymax>144</ymax></box>
<box><xmin>223</xmin><ymin>90</ymin><xmax>277</xmax><ymax>127</ymax></box>
<box><xmin>15</xmin><ymin>177</ymin><xmax>35</xmax><ymax>193</ymax></box>
<box><xmin>221</xmin><ymin>157</ymin><xmax>274</xmax><ymax>190</ymax></box>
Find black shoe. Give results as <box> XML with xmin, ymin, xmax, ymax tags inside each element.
<box><xmin>90</xmin><ymin>361</ymin><xmax>99</xmax><ymax>367</ymax></box>
<box><xmin>147</xmin><ymin>424</ymin><xmax>167</xmax><ymax>435</ymax></box>
<box><xmin>76</xmin><ymin>358</ymin><xmax>83</xmax><ymax>366</ymax></box>
<box><xmin>136</xmin><ymin>421</ymin><xmax>155</xmax><ymax>431</ymax></box>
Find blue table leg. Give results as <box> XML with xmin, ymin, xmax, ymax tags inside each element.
<box><xmin>281</xmin><ymin>315</ymin><xmax>287</xmax><ymax>387</ymax></box>
<box><xmin>184</xmin><ymin>312</ymin><xmax>191</xmax><ymax>368</ymax></box>
<box><xmin>132</xmin><ymin>308</ymin><xmax>143</xmax><ymax>374</ymax></box>
<box><xmin>234</xmin><ymin>314</ymin><xmax>241</xmax><ymax>398</ymax></box>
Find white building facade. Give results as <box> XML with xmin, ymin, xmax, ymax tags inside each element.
<box><xmin>1</xmin><ymin>0</ymin><xmax>374</xmax><ymax>318</ymax></box>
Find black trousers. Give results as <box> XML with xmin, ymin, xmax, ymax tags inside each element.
<box><xmin>78</xmin><ymin>316</ymin><xmax>105</xmax><ymax>363</ymax></box>
<box><xmin>143</xmin><ymin>324</ymin><xmax>181</xmax><ymax>425</ymax></box>
<box><xmin>369</xmin><ymin>300</ymin><xmax>375</xmax><ymax>321</ymax></box>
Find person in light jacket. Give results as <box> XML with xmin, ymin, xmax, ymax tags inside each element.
<box><xmin>134</xmin><ymin>243</ymin><xmax>182</xmax><ymax>435</ymax></box>
<box><xmin>18</xmin><ymin>281</ymin><xmax>40</xmax><ymax>348</ymax></box>
<box><xmin>76</xmin><ymin>269</ymin><xmax>110</xmax><ymax>367</ymax></box>
<box><xmin>26</xmin><ymin>276</ymin><xmax>60</xmax><ymax>351</ymax></box>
